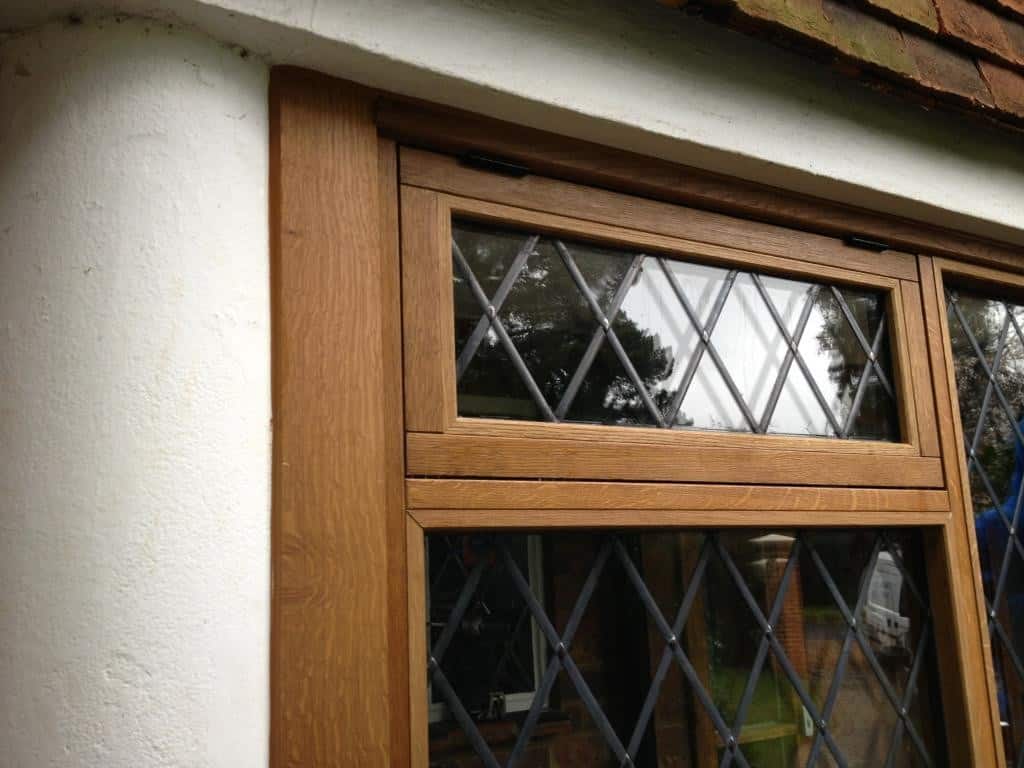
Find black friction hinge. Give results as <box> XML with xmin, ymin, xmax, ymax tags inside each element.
<box><xmin>843</xmin><ymin>235</ymin><xmax>892</xmax><ymax>252</ymax></box>
<box><xmin>459</xmin><ymin>153</ymin><xmax>531</xmax><ymax>178</ymax></box>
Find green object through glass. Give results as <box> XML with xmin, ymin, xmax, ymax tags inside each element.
<box><xmin>425</xmin><ymin>528</ymin><xmax>944</xmax><ymax>767</ymax></box>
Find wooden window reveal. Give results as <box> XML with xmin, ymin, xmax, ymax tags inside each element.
<box><xmin>401</xmin><ymin>149</ymin><xmax>941</xmax><ymax>488</ymax></box>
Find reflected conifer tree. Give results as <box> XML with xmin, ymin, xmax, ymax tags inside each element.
<box><xmin>949</xmin><ymin>293</ymin><xmax>1024</xmax><ymax>509</ymax></box>
<box><xmin>813</xmin><ymin>287</ymin><xmax>898</xmax><ymax>441</ymax></box>
<box><xmin>453</xmin><ymin>223</ymin><xmax>689</xmax><ymax>427</ymax></box>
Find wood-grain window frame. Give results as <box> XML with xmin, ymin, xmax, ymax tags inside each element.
<box><xmin>397</xmin><ymin>142</ymin><xmax>969</xmax><ymax>766</ymax></box>
<box><xmin>919</xmin><ymin>256</ymin><xmax>1024</xmax><ymax>768</ymax></box>
<box><xmin>402</xmin><ymin>148</ymin><xmax>941</xmax><ymax>489</ymax></box>
<box><xmin>269</xmin><ymin>66</ymin><xmax>1020</xmax><ymax>768</ymax></box>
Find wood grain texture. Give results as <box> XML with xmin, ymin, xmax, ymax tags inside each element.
<box><xmin>380</xmin><ymin>139</ymin><xmax>410</xmax><ymax>768</ymax></box>
<box><xmin>378</xmin><ymin>99</ymin><xmax>1024</xmax><ymax>273</ymax></box>
<box><xmin>935</xmin><ymin>254</ymin><xmax>1024</xmax><ymax>293</ymax></box>
<box><xmin>406</xmin><ymin>432</ymin><xmax>945</xmax><ymax>488</ymax></box>
<box><xmin>406</xmin><ymin>479</ymin><xmax>950</xmax><ymax>512</ymax></box>
<box><xmin>409</xmin><ymin>507</ymin><xmax>949</xmax><ymax>529</ymax></box>
<box><xmin>919</xmin><ymin>255</ymin><xmax>1004</xmax><ymax>767</ymax></box>
<box><xmin>439</xmin><ymin>191</ymin><xmax>906</xmax><ymax>288</ymax></box>
<box><xmin>902</xmin><ymin>279</ymin><xmax>941</xmax><ymax>456</ymax></box>
<box><xmin>887</xmin><ymin>281</ymin><xmax>921</xmax><ymax>451</ymax></box>
<box><xmin>402</xmin><ymin>149</ymin><xmax>918</xmax><ymax>282</ymax></box>
<box><xmin>401</xmin><ymin>185</ymin><xmax>454</xmax><ymax>432</ymax></box>
<box><xmin>271</xmin><ymin>68</ymin><xmax>394</xmax><ymax>767</ymax></box>
<box><xmin>447</xmin><ymin>417</ymin><xmax>918</xmax><ymax>456</ymax></box>
<box><xmin>406</xmin><ymin>517</ymin><xmax>428</xmax><ymax>768</ymax></box>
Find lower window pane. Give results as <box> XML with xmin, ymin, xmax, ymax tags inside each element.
<box><xmin>424</xmin><ymin>529</ymin><xmax>945</xmax><ymax>767</ymax></box>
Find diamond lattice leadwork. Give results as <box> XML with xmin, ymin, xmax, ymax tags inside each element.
<box><xmin>948</xmin><ymin>289</ymin><xmax>1024</xmax><ymax>768</ymax></box>
<box><xmin>452</xmin><ymin>221</ymin><xmax>898</xmax><ymax>440</ymax></box>
<box><xmin>425</xmin><ymin>529</ymin><xmax>939</xmax><ymax>768</ymax></box>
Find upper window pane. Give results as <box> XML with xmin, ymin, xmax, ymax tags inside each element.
<box><xmin>452</xmin><ymin>219</ymin><xmax>899</xmax><ymax>440</ymax></box>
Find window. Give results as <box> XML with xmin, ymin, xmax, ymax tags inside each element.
<box><xmin>398</xmin><ymin>146</ymin><xmax>962</xmax><ymax>767</ymax></box>
<box><xmin>270</xmin><ymin>74</ymin><xmax>1010</xmax><ymax>768</ymax></box>
<box><xmin>452</xmin><ymin>219</ymin><xmax>899</xmax><ymax>440</ymax></box>
<box><xmin>422</xmin><ymin>529</ymin><xmax>943</xmax><ymax>767</ymax></box>
<box><xmin>401</xmin><ymin>150</ymin><xmax>941</xmax><ymax>489</ymax></box>
<box><xmin>946</xmin><ymin>283</ymin><xmax>1024</xmax><ymax>764</ymax></box>
<box><xmin>427</xmin><ymin>534</ymin><xmax>546</xmax><ymax>724</ymax></box>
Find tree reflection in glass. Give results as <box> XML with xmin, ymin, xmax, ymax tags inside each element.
<box><xmin>452</xmin><ymin>219</ymin><xmax>899</xmax><ymax>440</ymax></box>
<box><xmin>948</xmin><ymin>289</ymin><xmax>1024</xmax><ymax>764</ymax></box>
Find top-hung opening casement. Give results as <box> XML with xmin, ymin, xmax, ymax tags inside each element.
<box><xmin>400</xmin><ymin>148</ymin><xmax>940</xmax><ymax>490</ymax></box>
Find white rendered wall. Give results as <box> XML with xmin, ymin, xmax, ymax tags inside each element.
<box><xmin>6</xmin><ymin>0</ymin><xmax>1024</xmax><ymax>243</ymax></box>
<box><xmin>0</xmin><ymin>18</ymin><xmax>270</xmax><ymax>768</ymax></box>
<box><xmin>196</xmin><ymin>0</ymin><xmax>1024</xmax><ymax>243</ymax></box>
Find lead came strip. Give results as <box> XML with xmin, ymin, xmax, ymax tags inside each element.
<box><xmin>426</xmin><ymin>529</ymin><xmax>938</xmax><ymax>767</ymax></box>
<box><xmin>452</xmin><ymin>221</ymin><xmax>899</xmax><ymax>440</ymax></box>
<box><xmin>948</xmin><ymin>289</ymin><xmax>1024</xmax><ymax>768</ymax></box>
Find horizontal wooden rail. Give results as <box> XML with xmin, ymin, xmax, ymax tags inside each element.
<box><xmin>406</xmin><ymin>432</ymin><xmax>946</xmax><ymax>488</ymax></box>
<box><xmin>406</xmin><ymin>478</ymin><xmax>950</xmax><ymax>512</ymax></box>
<box><xmin>409</xmin><ymin>508</ymin><xmax>950</xmax><ymax>529</ymax></box>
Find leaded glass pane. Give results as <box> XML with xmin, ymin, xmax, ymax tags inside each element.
<box><xmin>947</xmin><ymin>288</ymin><xmax>1024</xmax><ymax>765</ymax></box>
<box><xmin>425</xmin><ymin>528</ymin><xmax>944</xmax><ymax>767</ymax></box>
<box><xmin>452</xmin><ymin>219</ymin><xmax>900</xmax><ymax>440</ymax></box>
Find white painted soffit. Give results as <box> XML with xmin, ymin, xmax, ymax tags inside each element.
<box><xmin>4</xmin><ymin>0</ymin><xmax>1024</xmax><ymax>246</ymax></box>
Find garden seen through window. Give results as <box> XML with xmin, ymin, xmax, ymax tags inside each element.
<box><xmin>425</xmin><ymin>529</ymin><xmax>943</xmax><ymax>767</ymax></box>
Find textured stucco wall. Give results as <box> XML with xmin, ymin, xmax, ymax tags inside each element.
<box><xmin>0</xmin><ymin>18</ymin><xmax>270</xmax><ymax>767</ymax></box>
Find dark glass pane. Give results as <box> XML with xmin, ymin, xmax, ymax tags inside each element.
<box><xmin>452</xmin><ymin>219</ymin><xmax>900</xmax><ymax>440</ymax></box>
<box><xmin>428</xmin><ymin>534</ymin><xmax>540</xmax><ymax>719</ymax></box>
<box><xmin>424</xmin><ymin>528</ymin><xmax>945</xmax><ymax>767</ymax></box>
<box><xmin>948</xmin><ymin>289</ymin><xmax>1024</xmax><ymax>766</ymax></box>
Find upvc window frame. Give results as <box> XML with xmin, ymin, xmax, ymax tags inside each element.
<box><xmin>268</xmin><ymin>67</ymin><xmax>1018</xmax><ymax>768</ymax></box>
<box><xmin>399</xmin><ymin>151</ymin><xmax>958</xmax><ymax>767</ymax></box>
<box><xmin>919</xmin><ymin>256</ymin><xmax>1024</xmax><ymax>768</ymax></box>
<box><xmin>401</xmin><ymin>149</ymin><xmax>941</xmax><ymax>490</ymax></box>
